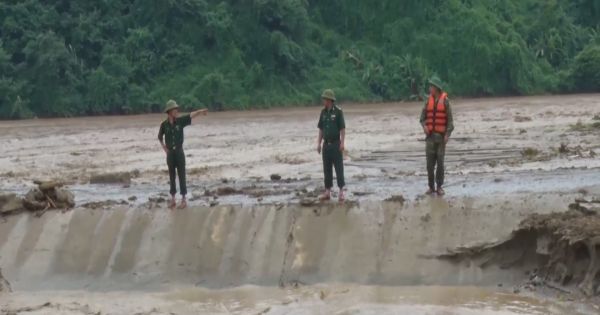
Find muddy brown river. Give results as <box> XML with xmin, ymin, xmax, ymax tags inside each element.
<box><xmin>1</xmin><ymin>95</ymin><xmax>600</xmax><ymax>314</ymax></box>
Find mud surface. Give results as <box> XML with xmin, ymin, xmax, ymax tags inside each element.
<box><xmin>434</xmin><ymin>198</ymin><xmax>600</xmax><ymax>301</ymax></box>
<box><xmin>1</xmin><ymin>94</ymin><xmax>600</xmax><ymax>314</ymax></box>
<box><xmin>2</xmin><ymin>285</ymin><xmax>595</xmax><ymax>315</ymax></box>
<box><xmin>1</xmin><ymin>94</ymin><xmax>600</xmax><ymax>205</ymax></box>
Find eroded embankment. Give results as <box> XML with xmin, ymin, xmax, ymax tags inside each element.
<box><xmin>435</xmin><ymin>198</ymin><xmax>600</xmax><ymax>297</ymax></box>
<box><xmin>0</xmin><ymin>195</ymin><xmax>573</xmax><ymax>292</ymax></box>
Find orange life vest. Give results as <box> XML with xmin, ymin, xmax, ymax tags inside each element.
<box><xmin>425</xmin><ymin>92</ymin><xmax>448</xmax><ymax>134</ymax></box>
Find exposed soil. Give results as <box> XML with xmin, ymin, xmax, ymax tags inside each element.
<box><xmin>433</xmin><ymin>198</ymin><xmax>600</xmax><ymax>302</ymax></box>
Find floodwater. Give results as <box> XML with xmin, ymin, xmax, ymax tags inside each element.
<box><xmin>2</xmin><ymin>285</ymin><xmax>593</xmax><ymax>314</ymax></box>
<box><xmin>1</xmin><ymin>94</ymin><xmax>600</xmax><ymax>201</ymax></box>
<box><xmin>1</xmin><ymin>94</ymin><xmax>600</xmax><ymax>314</ymax></box>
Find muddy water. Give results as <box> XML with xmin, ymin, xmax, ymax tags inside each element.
<box><xmin>3</xmin><ymin>285</ymin><xmax>587</xmax><ymax>314</ymax></box>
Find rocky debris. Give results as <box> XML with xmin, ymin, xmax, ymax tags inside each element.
<box><xmin>486</xmin><ymin>160</ymin><xmax>499</xmax><ymax>167</ymax></box>
<box><xmin>215</xmin><ymin>186</ymin><xmax>241</xmax><ymax>196</ymax></box>
<box><xmin>270</xmin><ymin>174</ymin><xmax>282</xmax><ymax>181</ymax></box>
<box><xmin>385</xmin><ymin>195</ymin><xmax>406</xmax><ymax>204</ymax></box>
<box><xmin>514</xmin><ymin>115</ymin><xmax>532</xmax><ymax>122</ymax></box>
<box><xmin>23</xmin><ymin>181</ymin><xmax>75</xmax><ymax>212</ymax></box>
<box><xmin>434</xmin><ymin>199</ymin><xmax>600</xmax><ymax>296</ymax></box>
<box><xmin>1</xmin><ymin>302</ymin><xmax>104</xmax><ymax>315</ymax></box>
<box><xmin>89</xmin><ymin>172</ymin><xmax>132</xmax><ymax>185</ymax></box>
<box><xmin>557</xmin><ymin>143</ymin><xmax>596</xmax><ymax>159</ymax></box>
<box><xmin>1</xmin><ymin>171</ymin><xmax>16</xmax><ymax>177</ymax></box>
<box><xmin>571</xmin><ymin>120</ymin><xmax>600</xmax><ymax>132</ymax></box>
<box><xmin>0</xmin><ymin>268</ymin><xmax>11</xmax><ymax>293</ymax></box>
<box><xmin>81</xmin><ymin>200</ymin><xmax>129</xmax><ymax>210</ymax></box>
<box><xmin>300</xmin><ymin>199</ymin><xmax>317</xmax><ymax>207</ymax></box>
<box><xmin>148</xmin><ymin>196</ymin><xmax>166</xmax><ymax>203</ymax></box>
<box><xmin>274</xmin><ymin>154</ymin><xmax>307</xmax><ymax>165</ymax></box>
<box><xmin>0</xmin><ymin>193</ymin><xmax>24</xmax><ymax>215</ymax></box>
<box><xmin>569</xmin><ymin>198</ymin><xmax>600</xmax><ymax>215</ymax></box>
<box><xmin>520</xmin><ymin>147</ymin><xmax>540</xmax><ymax>158</ymax></box>
<box><xmin>296</xmin><ymin>187</ymin><xmax>321</xmax><ymax>199</ymax></box>
<box><xmin>242</xmin><ymin>185</ymin><xmax>292</xmax><ymax>198</ymax></box>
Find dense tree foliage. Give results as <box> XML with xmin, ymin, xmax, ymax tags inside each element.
<box><xmin>0</xmin><ymin>0</ymin><xmax>599</xmax><ymax>119</ymax></box>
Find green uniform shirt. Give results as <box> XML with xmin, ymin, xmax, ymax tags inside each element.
<box><xmin>419</xmin><ymin>97</ymin><xmax>454</xmax><ymax>138</ymax></box>
<box><xmin>318</xmin><ymin>105</ymin><xmax>345</xmax><ymax>142</ymax></box>
<box><xmin>158</xmin><ymin>114</ymin><xmax>192</xmax><ymax>149</ymax></box>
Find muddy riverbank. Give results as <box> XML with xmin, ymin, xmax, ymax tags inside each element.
<box><xmin>1</xmin><ymin>94</ymin><xmax>600</xmax><ymax>205</ymax></box>
<box><xmin>1</xmin><ymin>94</ymin><xmax>600</xmax><ymax>314</ymax></box>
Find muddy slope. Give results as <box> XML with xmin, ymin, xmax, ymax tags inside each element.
<box><xmin>435</xmin><ymin>199</ymin><xmax>600</xmax><ymax>297</ymax></box>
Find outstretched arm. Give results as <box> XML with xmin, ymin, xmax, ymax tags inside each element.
<box><xmin>190</xmin><ymin>108</ymin><xmax>208</xmax><ymax>120</ymax></box>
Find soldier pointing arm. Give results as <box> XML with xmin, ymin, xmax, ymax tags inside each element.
<box><xmin>158</xmin><ymin>100</ymin><xmax>208</xmax><ymax>209</ymax></box>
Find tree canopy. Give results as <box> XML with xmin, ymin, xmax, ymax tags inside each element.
<box><xmin>0</xmin><ymin>0</ymin><xmax>599</xmax><ymax>119</ymax></box>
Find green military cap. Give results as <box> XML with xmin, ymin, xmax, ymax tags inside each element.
<box><xmin>321</xmin><ymin>89</ymin><xmax>336</xmax><ymax>101</ymax></box>
<box><xmin>428</xmin><ymin>76</ymin><xmax>444</xmax><ymax>91</ymax></box>
<box><xmin>164</xmin><ymin>99</ymin><xmax>179</xmax><ymax>113</ymax></box>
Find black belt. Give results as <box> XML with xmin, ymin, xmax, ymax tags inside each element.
<box><xmin>324</xmin><ymin>139</ymin><xmax>339</xmax><ymax>145</ymax></box>
<box><xmin>170</xmin><ymin>145</ymin><xmax>183</xmax><ymax>151</ymax></box>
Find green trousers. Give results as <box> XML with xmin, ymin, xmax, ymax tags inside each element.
<box><xmin>167</xmin><ymin>148</ymin><xmax>187</xmax><ymax>196</ymax></box>
<box><xmin>322</xmin><ymin>141</ymin><xmax>345</xmax><ymax>189</ymax></box>
<box><xmin>426</xmin><ymin>135</ymin><xmax>446</xmax><ymax>189</ymax></box>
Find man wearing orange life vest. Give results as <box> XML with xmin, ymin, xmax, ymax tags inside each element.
<box><xmin>419</xmin><ymin>76</ymin><xmax>454</xmax><ymax>195</ymax></box>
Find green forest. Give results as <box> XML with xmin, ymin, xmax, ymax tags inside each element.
<box><xmin>0</xmin><ymin>0</ymin><xmax>599</xmax><ymax>119</ymax></box>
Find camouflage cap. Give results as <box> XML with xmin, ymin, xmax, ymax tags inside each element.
<box><xmin>321</xmin><ymin>89</ymin><xmax>336</xmax><ymax>101</ymax></box>
<box><xmin>428</xmin><ymin>76</ymin><xmax>444</xmax><ymax>91</ymax></box>
<box><xmin>164</xmin><ymin>99</ymin><xmax>179</xmax><ymax>113</ymax></box>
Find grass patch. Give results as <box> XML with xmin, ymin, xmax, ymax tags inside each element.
<box><xmin>521</xmin><ymin>147</ymin><xmax>541</xmax><ymax>158</ymax></box>
<box><xmin>570</xmin><ymin>120</ymin><xmax>600</xmax><ymax>132</ymax></box>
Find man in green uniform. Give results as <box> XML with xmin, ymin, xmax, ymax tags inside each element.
<box><xmin>419</xmin><ymin>76</ymin><xmax>454</xmax><ymax>195</ymax></box>
<box><xmin>317</xmin><ymin>89</ymin><xmax>346</xmax><ymax>202</ymax></box>
<box><xmin>158</xmin><ymin>100</ymin><xmax>208</xmax><ymax>209</ymax></box>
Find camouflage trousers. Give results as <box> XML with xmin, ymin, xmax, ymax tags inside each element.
<box><xmin>426</xmin><ymin>135</ymin><xmax>446</xmax><ymax>189</ymax></box>
<box><xmin>322</xmin><ymin>141</ymin><xmax>345</xmax><ymax>189</ymax></box>
<box><xmin>167</xmin><ymin>148</ymin><xmax>187</xmax><ymax>196</ymax></box>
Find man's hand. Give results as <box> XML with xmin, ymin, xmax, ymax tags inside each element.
<box><xmin>423</xmin><ymin>126</ymin><xmax>430</xmax><ymax>136</ymax></box>
<box><xmin>191</xmin><ymin>108</ymin><xmax>209</xmax><ymax>119</ymax></box>
<box><xmin>339</xmin><ymin>142</ymin><xmax>345</xmax><ymax>152</ymax></box>
<box><xmin>162</xmin><ymin>144</ymin><xmax>168</xmax><ymax>154</ymax></box>
<box><xmin>444</xmin><ymin>134</ymin><xmax>449</xmax><ymax>144</ymax></box>
<box><xmin>317</xmin><ymin>143</ymin><xmax>322</xmax><ymax>154</ymax></box>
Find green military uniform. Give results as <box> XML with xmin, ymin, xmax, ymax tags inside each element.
<box><xmin>158</xmin><ymin>114</ymin><xmax>192</xmax><ymax>196</ymax></box>
<box><xmin>318</xmin><ymin>102</ymin><xmax>346</xmax><ymax>189</ymax></box>
<box><xmin>419</xmin><ymin>94</ymin><xmax>454</xmax><ymax>190</ymax></box>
